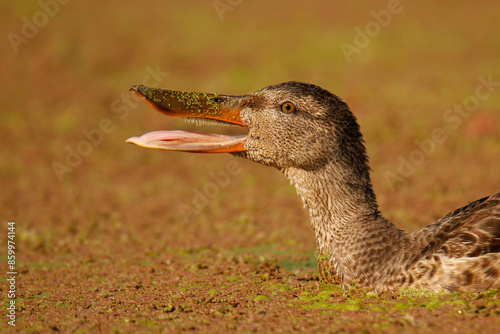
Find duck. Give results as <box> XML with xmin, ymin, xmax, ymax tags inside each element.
<box><xmin>126</xmin><ymin>81</ymin><xmax>500</xmax><ymax>292</ymax></box>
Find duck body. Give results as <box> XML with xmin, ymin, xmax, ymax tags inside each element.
<box><xmin>127</xmin><ymin>81</ymin><xmax>500</xmax><ymax>292</ymax></box>
<box><xmin>284</xmin><ymin>150</ymin><xmax>499</xmax><ymax>292</ymax></box>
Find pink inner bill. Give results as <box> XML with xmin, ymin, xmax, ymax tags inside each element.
<box><xmin>126</xmin><ymin>130</ymin><xmax>247</xmax><ymax>151</ymax></box>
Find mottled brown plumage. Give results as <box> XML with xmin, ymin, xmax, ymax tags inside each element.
<box><xmin>128</xmin><ymin>81</ymin><xmax>500</xmax><ymax>292</ymax></box>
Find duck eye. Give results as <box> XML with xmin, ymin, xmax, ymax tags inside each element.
<box><xmin>281</xmin><ymin>102</ymin><xmax>295</xmax><ymax>114</ymax></box>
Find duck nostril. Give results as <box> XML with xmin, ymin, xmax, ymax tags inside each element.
<box><xmin>210</xmin><ymin>97</ymin><xmax>225</xmax><ymax>103</ymax></box>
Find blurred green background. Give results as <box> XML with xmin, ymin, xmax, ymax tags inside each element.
<box><xmin>1</xmin><ymin>0</ymin><xmax>499</xmax><ymax>258</ymax></box>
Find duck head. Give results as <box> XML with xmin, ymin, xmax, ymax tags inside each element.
<box><xmin>127</xmin><ymin>81</ymin><xmax>367</xmax><ymax>172</ymax></box>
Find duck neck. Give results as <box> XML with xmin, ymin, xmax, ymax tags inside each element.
<box><xmin>283</xmin><ymin>157</ymin><xmax>395</xmax><ymax>283</ymax></box>
<box><xmin>285</xmin><ymin>158</ymin><xmax>381</xmax><ymax>235</ymax></box>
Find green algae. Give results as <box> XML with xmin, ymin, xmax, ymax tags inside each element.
<box><xmin>277</xmin><ymin>251</ymin><xmax>317</xmax><ymax>271</ymax></box>
<box><xmin>253</xmin><ymin>295</ymin><xmax>271</xmax><ymax>301</ymax></box>
<box><xmin>297</xmin><ymin>289</ymin><xmax>366</xmax><ymax>311</ymax></box>
<box><xmin>225</xmin><ymin>275</ymin><xmax>242</xmax><ymax>282</ymax></box>
<box><xmin>136</xmin><ymin>85</ymin><xmax>225</xmax><ymax>116</ymax></box>
<box><xmin>293</xmin><ymin>285</ymin><xmax>500</xmax><ymax>313</ymax></box>
<box><xmin>316</xmin><ymin>251</ymin><xmax>331</xmax><ymax>262</ymax></box>
<box><xmin>268</xmin><ymin>283</ymin><xmax>292</xmax><ymax>292</ymax></box>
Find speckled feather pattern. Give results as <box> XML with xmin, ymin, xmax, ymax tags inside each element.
<box><xmin>234</xmin><ymin>82</ymin><xmax>500</xmax><ymax>292</ymax></box>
